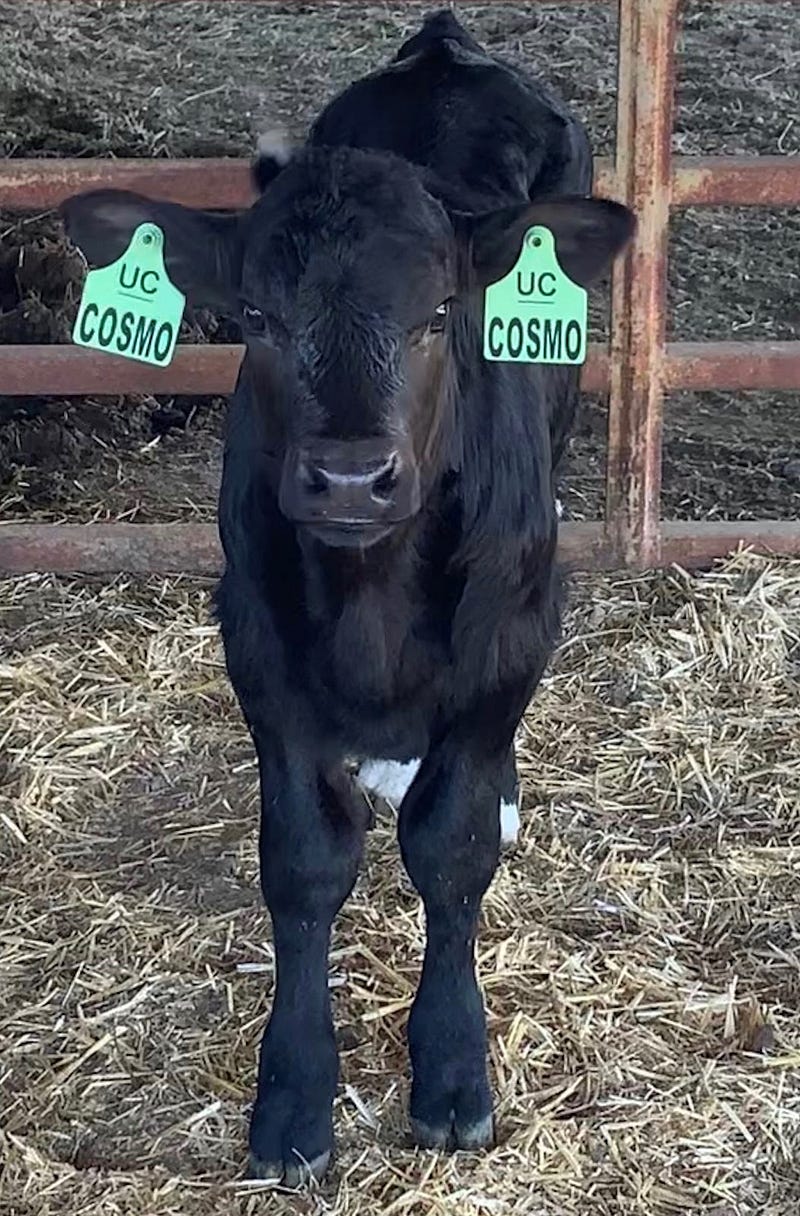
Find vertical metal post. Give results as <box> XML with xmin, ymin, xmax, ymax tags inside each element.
<box><xmin>606</xmin><ymin>0</ymin><xmax>679</xmax><ymax>566</ymax></box>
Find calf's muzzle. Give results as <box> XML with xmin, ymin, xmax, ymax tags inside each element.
<box><xmin>279</xmin><ymin>437</ymin><xmax>421</xmax><ymax>546</ymax></box>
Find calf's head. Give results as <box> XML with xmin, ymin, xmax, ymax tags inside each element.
<box><xmin>62</xmin><ymin>147</ymin><xmax>633</xmax><ymax>548</ymax></box>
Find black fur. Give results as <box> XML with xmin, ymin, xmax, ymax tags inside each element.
<box><xmin>60</xmin><ymin>10</ymin><xmax>634</xmax><ymax>1181</ymax></box>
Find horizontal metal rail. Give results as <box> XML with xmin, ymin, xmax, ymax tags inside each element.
<box><xmin>0</xmin><ymin>344</ymin><xmax>248</xmax><ymax>397</ymax></box>
<box><xmin>3</xmin><ymin>155</ymin><xmax>800</xmax><ymax>211</ymax></box>
<box><xmin>2</xmin><ymin>341</ymin><xmax>797</xmax><ymax>398</ymax></box>
<box><xmin>664</xmin><ymin>342</ymin><xmax>800</xmax><ymax>392</ymax></box>
<box><xmin>669</xmin><ymin>157</ymin><xmax>800</xmax><ymax>208</ymax></box>
<box><xmin>1</xmin><ymin>520</ymin><xmax>799</xmax><ymax>577</ymax></box>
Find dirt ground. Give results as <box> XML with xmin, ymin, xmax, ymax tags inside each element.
<box><xmin>0</xmin><ymin>0</ymin><xmax>799</xmax><ymax>525</ymax></box>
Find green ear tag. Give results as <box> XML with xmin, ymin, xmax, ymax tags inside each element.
<box><xmin>483</xmin><ymin>226</ymin><xmax>587</xmax><ymax>365</ymax></box>
<box><xmin>72</xmin><ymin>223</ymin><xmax>185</xmax><ymax>367</ymax></box>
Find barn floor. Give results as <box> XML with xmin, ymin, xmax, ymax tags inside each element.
<box><xmin>1</xmin><ymin>553</ymin><xmax>799</xmax><ymax>1216</ymax></box>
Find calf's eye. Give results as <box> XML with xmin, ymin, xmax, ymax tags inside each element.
<box><xmin>430</xmin><ymin>299</ymin><xmax>451</xmax><ymax>332</ymax></box>
<box><xmin>409</xmin><ymin>299</ymin><xmax>453</xmax><ymax>347</ymax></box>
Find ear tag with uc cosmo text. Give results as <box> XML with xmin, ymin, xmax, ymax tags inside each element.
<box><xmin>72</xmin><ymin>223</ymin><xmax>185</xmax><ymax>367</ymax></box>
<box><xmin>483</xmin><ymin>225</ymin><xmax>587</xmax><ymax>365</ymax></box>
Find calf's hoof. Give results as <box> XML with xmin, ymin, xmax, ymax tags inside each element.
<box><xmin>411</xmin><ymin>1110</ymin><xmax>495</xmax><ymax>1152</ymax></box>
<box><xmin>247</xmin><ymin>1147</ymin><xmax>331</xmax><ymax>1187</ymax></box>
<box><xmin>409</xmin><ymin>1073</ymin><xmax>494</xmax><ymax>1153</ymax></box>
<box><xmin>247</xmin><ymin>1097</ymin><xmax>333</xmax><ymax>1186</ymax></box>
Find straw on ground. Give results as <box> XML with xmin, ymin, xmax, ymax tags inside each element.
<box><xmin>1</xmin><ymin>553</ymin><xmax>799</xmax><ymax>1214</ymax></box>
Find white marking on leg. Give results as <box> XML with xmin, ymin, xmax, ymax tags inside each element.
<box><xmin>356</xmin><ymin>758</ymin><xmax>420</xmax><ymax>805</ymax></box>
<box><xmin>555</xmin><ymin>497</ymin><xmax>564</xmax><ymax>520</ymax></box>
<box><xmin>500</xmin><ymin>798</ymin><xmax>520</xmax><ymax>846</ymax></box>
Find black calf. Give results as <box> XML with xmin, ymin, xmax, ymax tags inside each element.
<box><xmin>61</xmin><ymin>10</ymin><xmax>634</xmax><ymax>1182</ymax></box>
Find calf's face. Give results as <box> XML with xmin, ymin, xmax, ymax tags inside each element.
<box><xmin>240</xmin><ymin>152</ymin><xmax>457</xmax><ymax>547</ymax></box>
<box><xmin>62</xmin><ymin>148</ymin><xmax>634</xmax><ymax>549</ymax></box>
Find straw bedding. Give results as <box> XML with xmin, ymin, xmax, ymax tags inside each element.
<box><xmin>1</xmin><ymin>552</ymin><xmax>799</xmax><ymax>1214</ymax></box>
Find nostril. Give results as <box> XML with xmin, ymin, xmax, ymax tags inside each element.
<box><xmin>301</xmin><ymin>462</ymin><xmax>329</xmax><ymax>496</ymax></box>
<box><xmin>372</xmin><ymin>455</ymin><xmax>400</xmax><ymax>502</ymax></box>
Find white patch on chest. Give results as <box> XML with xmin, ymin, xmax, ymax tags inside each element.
<box><xmin>357</xmin><ymin>758</ymin><xmax>421</xmax><ymax>804</ymax></box>
<box><xmin>356</xmin><ymin>759</ymin><xmax>521</xmax><ymax>847</ymax></box>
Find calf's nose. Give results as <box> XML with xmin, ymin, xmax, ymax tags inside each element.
<box><xmin>280</xmin><ymin>439</ymin><xmax>420</xmax><ymax>527</ymax></box>
<box><xmin>298</xmin><ymin>451</ymin><xmax>399</xmax><ymax>508</ymax></box>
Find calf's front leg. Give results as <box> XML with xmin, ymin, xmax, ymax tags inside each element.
<box><xmin>248</xmin><ymin>735</ymin><xmax>367</xmax><ymax>1183</ymax></box>
<box><xmin>398</xmin><ymin>702</ymin><xmax>525</xmax><ymax>1150</ymax></box>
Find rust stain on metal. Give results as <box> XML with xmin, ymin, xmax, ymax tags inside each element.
<box><xmin>2</xmin><ymin>155</ymin><xmax>614</xmax><ymax>211</ymax></box>
<box><xmin>606</xmin><ymin>0</ymin><xmax>679</xmax><ymax>568</ymax></box>
<box><xmin>671</xmin><ymin>156</ymin><xmax>800</xmax><ymax>208</ymax></box>
<box><xmin>0</xmin><ymin>345</ymin><xmax>611</xmax><ymax>397</ymax></box>
<box><xmin>2</xmin><ymin>521</ymin><xmax>799</xmax><ymax>577</ymax></box>
<box><xmin>5</xmin><ymin>155</ymin><xmax>799</xmax><ymax>213</ymax></box>
<box><xmin>0</xmin><ymin>344</ymin><xmax>245</xmax><ymax>397</ymax></box>
<box><xmin>0</xmin><ymin>158</ymin><xmax>255</xmax><ymax>211</ymax></box>
<box><xmin>665</xmin><ymin>341</ymin><xmax>800</xmax><ymax>392</ymax></box>
<box><xmin>3</xmin><ymin>341</ymin><xmax>797</xmax><ymax>398</ymax></box>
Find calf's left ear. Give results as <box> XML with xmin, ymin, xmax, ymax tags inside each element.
<box><xmin>60</xmin><ymin>189</ymin><xmax>242</xmax><ymax>311</ymax></box>
<box><xmin>461</xmin><ymin>197</ymin><xmax>636</xmax><ymax>289</ymax></box>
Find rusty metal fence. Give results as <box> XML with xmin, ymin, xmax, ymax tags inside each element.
<box><xmin>1</xmin><ymin>0</ymin><xmax>798</xmax><ymax>575</ymax></box>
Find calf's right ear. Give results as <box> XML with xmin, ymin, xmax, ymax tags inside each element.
<box><xmin>60</xmin><ymin>189</ymin><xmax>243</xmax><ymax>312</ymax></box>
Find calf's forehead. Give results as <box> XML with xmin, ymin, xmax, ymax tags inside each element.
<box><xmin>240</xmin><ymin>183</ymin><xmax>454</xmax><ymax>311</ymax></box>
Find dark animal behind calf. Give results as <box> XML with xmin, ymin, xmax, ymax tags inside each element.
<box><xmin>61</xmin><ymin>10</ymin><xmax>634</xmax><ymax>1184</ymax></box>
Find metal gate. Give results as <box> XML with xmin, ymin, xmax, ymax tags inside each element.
<box><xmin>1</xmin><ymin>0</ymin><xmax>798</xmax><ymax>574</ymax></box>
